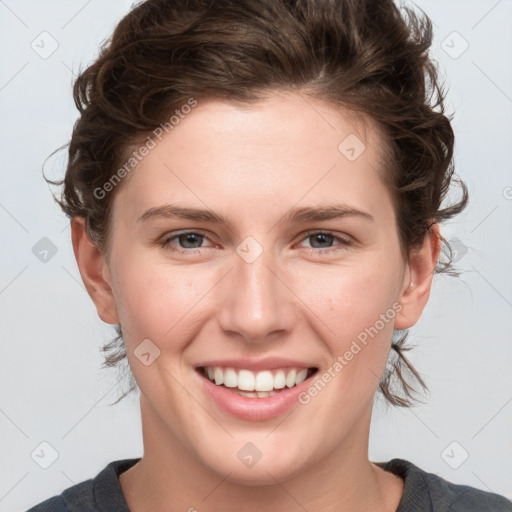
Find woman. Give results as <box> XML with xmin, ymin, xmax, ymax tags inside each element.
<box><xmin>28</xmin><ymin>0</ymin><xmax>512</xmax><ymax>510</ymax></box>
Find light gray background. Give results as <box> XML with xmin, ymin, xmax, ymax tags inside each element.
<box><xmin>1</xmin><ymin>1</ymin><xmax>511</xmax><ymax>510</ymax></box>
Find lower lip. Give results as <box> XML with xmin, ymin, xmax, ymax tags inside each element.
<box><xmin>196</xmin><ymin>369</ymin><xmax>316</xmax><ymax>422</ymax></box>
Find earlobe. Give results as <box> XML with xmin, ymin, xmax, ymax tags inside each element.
<box><xmin>394</xmin><ymin>222</ymin><xmax>441</xmax><ymax>330</ymax></box>
<box><xmin>70</xmin><ymin>217</ymin><xmax>120</xmax><ymax>325</ymax></box>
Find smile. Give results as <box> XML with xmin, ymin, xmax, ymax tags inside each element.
<box><xmin>197</xmin><ymin>366</ymin><xmax>318</xmax><ymax>399</ymax></box>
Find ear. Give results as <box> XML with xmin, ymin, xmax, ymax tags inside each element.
<box><xmin>394</xmin><ymin>222</ymin><xmax>441</xmax><ymax>330</ymax></box>
<box><xmin>70</xmin><ymin>217</ymin><xmax>120</xmax><ymax>325</ymax></box>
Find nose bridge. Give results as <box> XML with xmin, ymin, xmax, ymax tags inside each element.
<box><xmin>217</xmin><ymin>238</ymin><xmax>293</xmax><ymax>342</ymax></box>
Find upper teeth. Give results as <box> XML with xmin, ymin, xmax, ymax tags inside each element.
<box><xmin>204</xmin><ymin>367</ymin><xmax>310</xmax><ymax>391</ymax></box>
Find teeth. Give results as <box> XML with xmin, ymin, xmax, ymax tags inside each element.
<box><xmin>238</xmin><ymin>369</ymin><xmax>255</xmax><ymax>391</ymax></box>
<box><xmin>274</xmin><ymin>370</ymin><xmax>286</xmax><ymax>389</ymax></box>
<box><xmin>237</xmin><ymin>390</ymin><xmax>258</xmax><ymax>398</ymax></box>
<box><xmin>232</xmin><ymin>390</ymin><xmax>279</xmax><ymax>398</ymax></box>
<box><xmin>224</xmin><ymin>368</ymin><xmax>238</xmax><ymax>388</ymax></box>
<box><xmin>202</xmin><ymin>366</ymin><xmax>313</xmax><ymax>392</ymax></box>
<box><xmin>296</xmin><ymin>368</ymin><xmax>308</xmax><ymax>385</ymax></box>
<box><xmin>255</xmin><ymin>370</ymin><xmax>273</xmax><ymax>391</ymax></box>
<box><xmin>214</xmin><ymin>367</ymin><xmax>224</xmax><ymax>385</ymax></box>
<box><xmin>285</xmin><ymin>369</ymin><xmax>296</xmax><ymax>388</ymax></box>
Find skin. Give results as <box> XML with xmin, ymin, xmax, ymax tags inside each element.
<box><xmin>71</xmin><ymin>91</ymin><xmax>441</xmax><ymax>512</ymax></box>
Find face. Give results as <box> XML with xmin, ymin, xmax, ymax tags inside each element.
<box><xmin>79</xmin><ymin>91</ymin><xmax>434</xmax><ymax>484</ymax></box>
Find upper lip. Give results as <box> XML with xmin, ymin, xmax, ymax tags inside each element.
<box><xmin>195</xmin><ymin>357</ymin><xmax>317</xmax><ymax>372</ymax></box>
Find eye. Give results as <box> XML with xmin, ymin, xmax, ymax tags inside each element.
<box><xmin>158</xmin><ymin>231</ymin><xmax>213</xmax><ymax>253</ymax></box>
<box><xmin>158</xmin><ymin>230</ymin><xmax>353</xmax><ymax>256</ymax></box>
<box><xmin>298</xmin><ymin>231</ymin><xmax>353</xmax><ymax>255</ymax></box>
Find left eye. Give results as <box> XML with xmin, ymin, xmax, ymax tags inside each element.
<box><xmin>297</xmin><ymin>231</ymin><xmax>353</xmax><ymax>255</ymax></box>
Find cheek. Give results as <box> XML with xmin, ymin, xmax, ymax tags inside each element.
<box><xmin>299</xmin><ymin>269</ymin><xmax>400</xmax><ymax>412</ymax></box>
<box><xmin>300</xmin><ymin>257</ymin><xmax>400</xmax><ymax>344</ymax></box>
<box><xmin>110</xmin><ymin>255</ymin><xmax>208</xmax><ymax>346</ymax></box>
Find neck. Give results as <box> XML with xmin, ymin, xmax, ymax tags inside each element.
<box><xmin>119</xmin><ymin>396</ymin><xmax>404</xmax><ymax>512</ymax></box>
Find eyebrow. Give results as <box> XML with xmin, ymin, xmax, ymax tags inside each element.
<box><xmin>138</xmin><ymin>204</ymin><xmax>374</xmax><ymax>225</ymax></box>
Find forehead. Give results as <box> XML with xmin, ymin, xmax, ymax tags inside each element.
<box><xmin>111</xmin><ymin>92</ymin><xmax>392</xmax><ymax>227</ymax></box>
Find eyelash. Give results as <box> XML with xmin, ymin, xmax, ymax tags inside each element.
<box><xmin>158</xmin><ymin>230</ymin><xmax>354</xmax><ymax>256</ymax></box>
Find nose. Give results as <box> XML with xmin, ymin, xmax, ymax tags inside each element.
<box><xmin>216</xmin><ymin>243</ymin><xmax>296</xmax><ymax>345</ymax></box>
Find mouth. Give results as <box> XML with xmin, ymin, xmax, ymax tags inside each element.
<box><xmin>196</xmin><ymin>365</ymin><xmax>319</xmax><ymax>399</ymax></box>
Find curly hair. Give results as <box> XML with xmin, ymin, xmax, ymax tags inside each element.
<box><xmin>45</xmin><ymin>0</ymin><xmax>468</xmax><ymax>407</ymax></box>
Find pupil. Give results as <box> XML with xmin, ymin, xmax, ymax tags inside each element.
<box><xmin>180</xmin><ymin>233</ymin><xmax>202</xmax><ymax>248</ymax></box>
<box><xmin>311</xmin><ymin>233</ymin><xmax>332</xmax><ymax>248</ymax></box>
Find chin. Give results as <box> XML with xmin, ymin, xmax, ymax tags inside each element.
<box><xmin>197</xmin><ymin>439</ymin><xmax>313</xmax><ymax>486</ymax></box>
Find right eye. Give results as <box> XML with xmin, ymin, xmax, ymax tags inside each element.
<box><xmin>158</xmin><ymin>231</ymin><xmax>215</xmax><ymax>253</ymax></box>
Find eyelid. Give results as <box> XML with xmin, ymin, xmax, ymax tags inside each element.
<box><xmin>159</xmin><ymin>229</ymin><xmax>215</xmax><ymax>250</ymax></box>
<box><xmin>295</xmin><ymin>230</ymin><xmax>354</xmax><ymax>253</ymax></box>
<box><xmin>296</xmin><ymin>229</ymin><xmax>353</xmax><ymax>244</ymax></box>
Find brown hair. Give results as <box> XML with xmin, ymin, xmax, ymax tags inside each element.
<box><xmin>45</xmin><ymin>0</ymin><xmax>468</xmax><ymax>407</ymax></box>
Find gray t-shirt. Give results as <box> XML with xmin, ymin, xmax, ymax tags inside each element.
<box><xmin>26</xmin><ymin>457</ymin><xmax>512</xmax><ymax>511</ymax></box>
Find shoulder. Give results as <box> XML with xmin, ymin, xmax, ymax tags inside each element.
<box><xmin>25</xmin><ymin>495</ymin><xmax>70</xmax><ymax>512</ymax></box>
<box><xmin>375</xmin><ymin>458</ymin><xmax>512</xmax><ymax>511</ymax></box>
<box><xmin>25</xmin><ymin>480</ymin><xmax>93</xmax><ymax>512</ymax></box>
<box><xmin>25</xmin><ymin>458</ymin><xmax>140</xmax><ymax>512</ymax></box>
